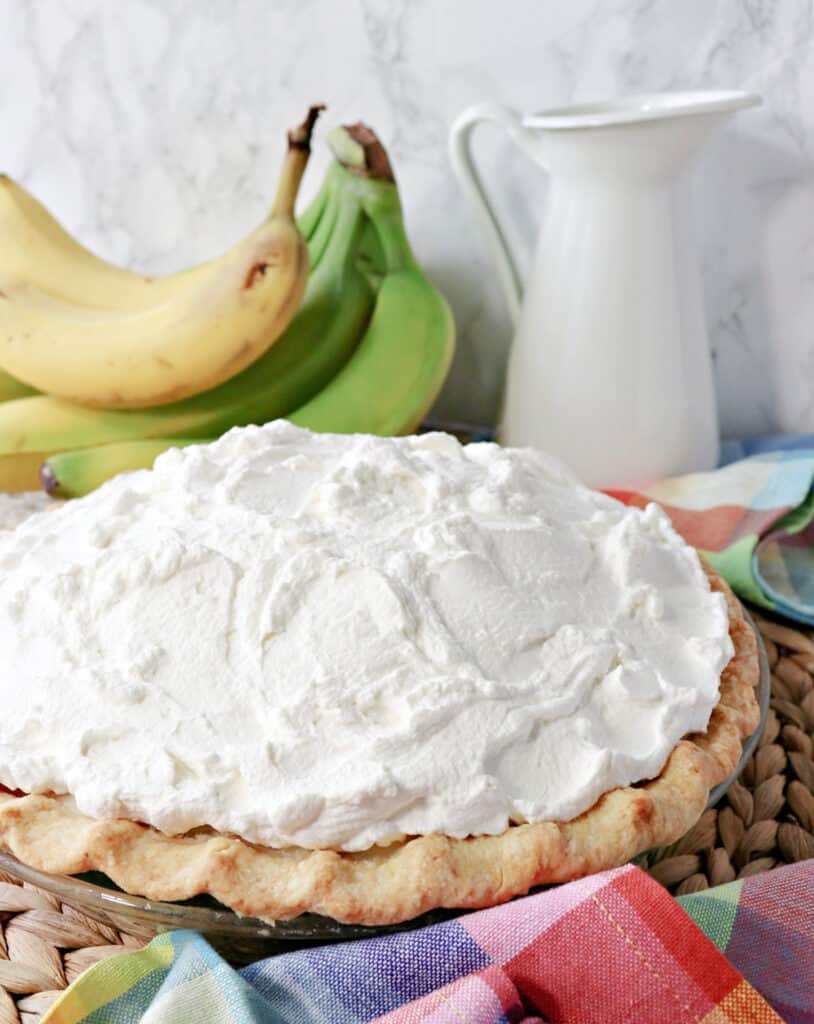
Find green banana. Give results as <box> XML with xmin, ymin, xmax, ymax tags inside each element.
<box><xmin>42</xmin><ymin>438</ymin><xmax>213</xmax><ymax>498</ymax></box>
<box><xmin>0</xmin><ymin>177</ymin><xmax>373</xmax><ymax>471</ymax></box>
<box><xmin>296</xmin><ymin>178</ymin><xmax>329</xmax><ymax>240</ymax></box>
<box><xmin>289</xmin><ymin>163</ymin><xmax>454</xmax><ymax>436</ymax></box>
<box><xmin>303</xmin><ymin>174</ymin><xmax>341</xmax><ymax>273</ymax></box>
<box><xmin>295</xmin><ymin>164</ymin><xmax>345</xmax><ymax>262</ymax></box>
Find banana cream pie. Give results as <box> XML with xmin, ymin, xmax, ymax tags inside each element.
<box><xmin>0</xmin><ymin>423</ymin><xmax>759</xmax><ymax>923</ymax></box>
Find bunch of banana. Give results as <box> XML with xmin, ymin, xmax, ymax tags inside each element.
<box><xmin>0</xmin><ymin>106</ymin><xmax>323</xmax><ymax>408</ymax></box>
<box><xmin>0</xmin><ymin>124</ymin><xmax>455</xmax><ymax>497</ymax></box>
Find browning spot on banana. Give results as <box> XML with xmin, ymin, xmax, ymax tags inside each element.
<box><xmin>244</xmin><ymin>262</ymin><xmax>271</xmax><ymax>289</ymax></box>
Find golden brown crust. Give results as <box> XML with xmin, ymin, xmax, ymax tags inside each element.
<box><xmin>0</xmin><ymin>565</ymin><xmax>760</xmax><ymax>925</ymax></box>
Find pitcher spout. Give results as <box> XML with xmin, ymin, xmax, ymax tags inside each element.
<box><xmin>525</xmin><ymin>90</ymin><xmax>761</xmax><ymax>182</ymax></box>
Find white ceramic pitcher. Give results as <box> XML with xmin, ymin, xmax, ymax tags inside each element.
<box><xmin>449</xmin><ymin>91</ymin><xmax>760</xmax><ymax>487</ymax></box>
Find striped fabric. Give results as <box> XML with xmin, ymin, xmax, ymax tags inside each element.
<box><xmin>42</xmin><ymin>861</ymin><xmax>814</xmax><ymax>1024</ymax></box>
<box><xmin>606</xmin><ymin>441</ymin><xmax>814</xmax><ymax>625</ymax></box>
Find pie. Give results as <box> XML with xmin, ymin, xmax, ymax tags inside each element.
<box><xmin>0</xmin><ymin>425</ymin><xmax>761</xmax><ymax>925</ymax></box>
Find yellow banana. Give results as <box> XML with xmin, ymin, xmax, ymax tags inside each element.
<box><xmin>0</xmin><ymin>131</ymin><xmax>454</xmax><ymax>494</ymax></box>
<box><xmin>0</xmin><ymin>170</ymin><xmax>373</xmax><ymax>474</ymax></box>
<box><xmin>0</xmin><ymin>176</ymin><xmax>161</xmax><ymax>307</ymax></box>
<box><xmin>0</xmin><ymin>107</ymin><xmax>321</xmax><ymax>408</ymax></box>
<box><xmin>0</xmin><ymin>182</ymin><xmax>331</xmax><ymax>409</ymax></box>
<box><xmin>0</xmin><ymin>162</ymin><xmax>329</xmax><ymax>418</ymax></box>
<box><xmin>0</xmin><ymin>163</ymin><xmax>329</xmax><ymax>309</ymax></box>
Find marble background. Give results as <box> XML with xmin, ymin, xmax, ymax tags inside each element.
<box><xmin>1</xmin><ymin>0</ymin><xmax>813</xmax><ymax>438</ymax></box>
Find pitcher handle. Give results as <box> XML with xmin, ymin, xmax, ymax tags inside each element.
<box><xmin>449</xmin><ymin>103</ymin><xmax>540</xmax><ymax>328</ymax></box>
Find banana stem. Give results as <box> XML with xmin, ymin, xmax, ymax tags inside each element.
<box><xmin>271</xmin><ymin>104</ymin><xmax>325</xmax><ymax>219</ymax></box>
<box><xmin>39</xmin><ymin>461</ymin><xmax>60</xmax><ymax>495</ymax></box>
<box><xmin>325</xmin><ymin>125</ymin><xmax>412</xmax><ymax>273</ymax></box>
<box><xmin>326</xmin><ymin>124</ymin><xmax>395</xmax><ymax>183</ymax></box>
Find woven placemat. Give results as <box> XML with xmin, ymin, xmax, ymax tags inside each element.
<box><xmin>647</xmin><ymin>611</ymin><xmax>814</xmax><ymax>893</ymax></box>
<box><xmin>0</xmin><ymin>611</ymin><xmax>811</xmax><ymax>1022</ymax></box>
<box><xmin>0</xmin><ymin>877</ymin><xmax>144</xmax><ymax>1023</ymax></box>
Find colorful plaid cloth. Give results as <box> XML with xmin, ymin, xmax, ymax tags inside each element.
<box><xmin>42</xmin><ymin>861</ymin><xmax>814</xmax><ymax>1024</ymax></box>
<box><xmin>606</xmin><ymin>435</ymin><xmax>814</xmax><ymax>625</ymax></box>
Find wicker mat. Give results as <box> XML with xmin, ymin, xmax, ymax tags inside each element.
<box><xmin>646</xmin><ymin>611</ymin><xmax>814</xmax><ymax>892</ymax></box>
<box><xmin>0</xmin><ymin>612</ymin><xmax>811</xmax><ymax>1023</ymax></box>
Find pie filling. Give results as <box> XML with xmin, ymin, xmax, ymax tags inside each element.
<box><xmin>0</xmin><ymin>423</ymin><xmax>732</xmax><ymax>852</ymax></box>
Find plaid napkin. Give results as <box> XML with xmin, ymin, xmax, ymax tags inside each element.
<box><xmin>606</xmin><ymin>434</ymin><xmax>814</xmax><ymax>625</ymax></box>
<box><xmin>42</xmin><ymin>860</ymin><xmax>814</xmax><ymax>1024</ymax></box>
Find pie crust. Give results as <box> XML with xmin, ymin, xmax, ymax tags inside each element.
<box><xmin>0</xmin><ymin>565</ymin><xmax>760</xmax><ymax>925</ymax></box>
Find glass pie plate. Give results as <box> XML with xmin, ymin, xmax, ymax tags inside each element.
<box><xmin>0</xmin><ymin>607</ymin><xmax>770</xmax><ymax>963</ymax></box>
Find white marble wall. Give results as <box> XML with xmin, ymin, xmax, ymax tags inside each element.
<box><xmin>1</xmin><ymin>0</ymin><xmax>813</xmax><ymax>438</ymax></box>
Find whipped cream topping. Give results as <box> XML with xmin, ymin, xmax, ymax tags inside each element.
<box><xmin>0</xmin><ymin>491</ymin><xmax>53</xmax><ymax>531</ymax></box>
<box><xmin>0</xmin><ymin>423</ymin><xmax>733</xmax><ymax>851</ymax></box>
